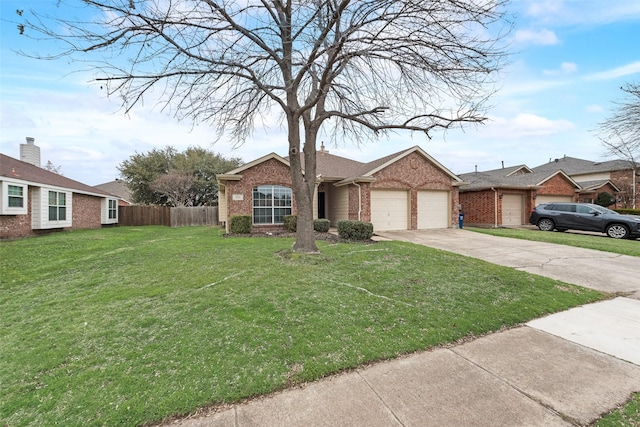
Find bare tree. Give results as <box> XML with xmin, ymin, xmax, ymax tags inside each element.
<box><xmin>19</xmin><ymin>0</ymin><xmax>510</xmax><ymax>252</ymax></box>
<box><xmin>597</xmin><ymin>83</ymin><xmax>640</xmax><ymax>209</ymax></box>
<box><xmin>150</xmin><ymin>171</ymin><xmax>196</xmax><ymax>207</ymax></box>
<box><xmin>43</xmin><ymin>160</ymin><xmax>63</xmax><ymax>175</ymax></box>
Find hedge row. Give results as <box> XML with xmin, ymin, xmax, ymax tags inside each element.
<box><xmin>229</xmin><ymin>215</ymin><xmax>374</xmax><ymax>241</ymax></box>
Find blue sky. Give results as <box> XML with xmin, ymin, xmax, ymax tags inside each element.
<box><xmin>1</xmin><ymin>0</ymin><xmax>639</xmax><ymax>185</ymax></box>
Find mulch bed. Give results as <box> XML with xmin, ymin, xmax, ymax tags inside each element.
<box><xmin>224</xmin><ymin>231</ymin><xmax>375</xmax><ymax>244</ymax></box>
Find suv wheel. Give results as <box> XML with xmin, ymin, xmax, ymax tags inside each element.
<box><xmin>537</xmin><ymin>218</ymin><xmax>555</xmax><ymax>232</ymax></box>
<box><xmin>606</xmin><ymin>224</ymin><xmax>629</xmax><ymax>239</ymax></box>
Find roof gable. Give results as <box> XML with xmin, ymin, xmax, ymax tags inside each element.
<box><xmin>222</xmin><ymin>152</ymin><xmax>291</xmax><ymax>176</ymax></box>
<box><xmin>1</xmin><ymin>153</ymin><xmax>113</xmax><ymax>197</ymax></box>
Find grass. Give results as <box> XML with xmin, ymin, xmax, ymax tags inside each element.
<box><xmin>468</xmin><ymin>227</ymin><xmax>640</xmax><ymax>257</ymax></box>
<box><xmin>594</xmin><ymin>393</ymin><xmax>640</xmax><ymax>427</ymax></box>
<box><xmin>0</xmin><ymin>226</ymin><xmax>605</xmax><ymax>426</ymax></box>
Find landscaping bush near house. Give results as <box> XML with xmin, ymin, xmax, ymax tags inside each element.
<box><xmin>283</xmin><ymin>215</ymin><xmax>297</xmax><ymax>232</ymax></box>
<box><xmin>313</xmin><ymin>219</ymin><xmax>330</xmax><ymax>233</ymax></box>
<box><xmin>337</xmin><ymin>220</ymin><xmax>373</xmax><ymax>240</ymax></box>
<box><xmin>614</xmin><ymin>208</ymin><xmax>640</xmax><ymax>216</ymax></box>
<box><xmin>230</xmin><ymin>215</ymin><xmax>252</xmax><ymax>233</ymax></box>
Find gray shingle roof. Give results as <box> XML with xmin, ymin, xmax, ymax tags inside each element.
<box><xmin>532</xmin><ymin>156</ymin><xmax>632</xmax><ymax>175</ymax></box>
<box><xmin>0</xmin><ymin>153</ymin><xmax>113</xmax><ymax>197</ymax></box>
<box><xmin>458</xmin><ymin>165</ymin><xmax>579</xmax><ymax>191</ymax></box>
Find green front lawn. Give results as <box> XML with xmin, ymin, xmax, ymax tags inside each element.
<box><xmin>469</xmin><ymin>227</ymin><xmax>640</xmax><ymax>257</ymax></box>
<box><xmin>0</xmin><ymin>226</ymin><xmax>605</xmax><ymax>426</ymax></box>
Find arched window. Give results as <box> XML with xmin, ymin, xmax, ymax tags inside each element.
<box><xmin>253</xmin><ymin>185</ymin><xmax>292</xmax><ymax>224</ymax></box>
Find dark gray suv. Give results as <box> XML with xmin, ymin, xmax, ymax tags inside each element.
<box><xmin>529</xmin><ymin>203</ymin><xmax>640</xmax><ymax>239</ymax></box>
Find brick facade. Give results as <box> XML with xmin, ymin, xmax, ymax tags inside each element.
<box><xmin>1</xmin><ymin>188</ymin><xmax>109</xmax><ymax>239</ymax></box>
<box><xmin>219</xmin><ymin>149</ymin><xmax>461</xmax><ymax>232</ymax></box>
<box><xmin>460</xmin><ymin>174</ymin><xmax>579</xmax><ymax>227</ymax></box>
<box><xmin>222</xmin><ymin>158</ymin><xmax>297</xmax><ymax>232</ymax></box>
<box><xmin>536</xmin><ymin>174</ymin><xmax>577</xmax><ymax>200</ymax></box>
<box><xmin>369</xmin><ymin>152</ymin><xmax>460</xmax><ymax>229</ymax></box>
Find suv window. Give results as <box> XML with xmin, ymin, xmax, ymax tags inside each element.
<box><xmin>554</xmin><ymin>204</ymin><xmax>576</xmax><ymax>212</ymax></box>
<box><xmin>576</xmin><ymin>205</ymin><xmax>594</xmax><ymax>214</ymax></box>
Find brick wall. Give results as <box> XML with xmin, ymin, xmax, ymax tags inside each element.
<box><xmin>72</xmin><ymin>194</ymin><xmax>103</xmax><ymax>230</ymax></box>
<box><xmin>537</xmin><ymin>174</ymin><xmax>577</xmax><ymax>199</ymax></box>
<box><xmin>459</xmin><ymin>190</ymin><xmax>497</xmax><ymax>226</ymax></box>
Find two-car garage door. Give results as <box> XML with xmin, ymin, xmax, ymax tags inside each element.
<box><xmin>370</xmin><ymin>190</ymin><xmax>450</xmax><ymax>231</ymax></box>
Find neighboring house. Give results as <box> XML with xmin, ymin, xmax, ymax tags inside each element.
<box><xmin>95</xmin><ymin>179</ymin><xmax>134</xmax><ymax>206</ymax></box>
<box><xmin>458</xmin><ymin>165</ymin><xmax>581</xmax><ymax>227</ymax></box>
<box><xmin>532</xmin><ymin>156</ymin><xmax>638</xmax><ymax>208</ymax></box>
<box><xmin>216</xmin><ymin>145</ymin><xmax>464</xmax><ymax>233</ymax></box>
<box><xmin>1</xmin><ymin>153</ymin><xmax>120</xmax><ymax>239</ymax></box>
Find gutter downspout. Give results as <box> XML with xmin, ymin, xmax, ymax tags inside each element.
<box><xmin>353</xmin><ymin>182</ymin><xmax>362</xmax><ymax>221</ymax></box>
<box><xmin>491</xmin><ymin>187</ymin><xmax>498</xmax><ymax>228</ymax></box>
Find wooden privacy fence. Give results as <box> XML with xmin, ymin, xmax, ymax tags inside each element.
<box><xmin>118</xmin><ymin>206</ymin><xmax>218</xmax><ymax>227</ymax></box>
<box><xmin>170</xmin><ymin>206</ymin><xmax>218</xmax><ymax>227</ymax></box>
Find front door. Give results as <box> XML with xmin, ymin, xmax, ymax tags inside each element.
<box><xmin>317</xmin><ymin>192</ymin><xmax>326</xmax><ymax>219</ymax></box>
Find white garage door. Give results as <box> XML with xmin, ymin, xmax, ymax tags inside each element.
<box><xmin>371</xmin><ymin>190</ymin><xmax>409</xmax><ymax>231</ymax></box>
<box><xmin>417</xmin><ymin>191</ymin><xmax>450</xmax><ymax>229</ymax></box>
<box><xmin>502</xmin><ymin>194</ymin><xmax>523</xmax><ymax>226</ymax></box>
<box><xmin>536</xmin><ymin>195</ymin><xmax>573</xmax><ymax>206</ymax></box>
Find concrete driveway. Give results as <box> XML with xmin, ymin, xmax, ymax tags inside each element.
<box><xmin>375</xmin><ymin>229</ymin><xmax>640</xmax><ymax>300</ymax></box>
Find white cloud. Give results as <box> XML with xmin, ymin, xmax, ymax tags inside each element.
<box><xmin>514</xmin><ymin>28</ymin><xmax>559</xmax><ymax>45</ymax></box>
<box><xmin>584</xmin><ymin>61</ymin><xmax>640</xmax><ymax>81</ymax></box>
<box><xmin>586</xmin><ymin>104</ymin><xmax>604</xmax><ymax>113</ymax></box>
<box><xmin>542</xmin><ymin>62</ymin><xmax>578</xmax><ymax>76</ymax></box>
<box><xmin>476</xmin><ymin>113</ymin><xmax>576</xmax><ymax>139</ymax></box>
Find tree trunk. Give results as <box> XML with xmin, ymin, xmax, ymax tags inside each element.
<box><xmin>287</xmin><ymin>115</ymin><xmax>319</xmax><ymax>253</ymax></box>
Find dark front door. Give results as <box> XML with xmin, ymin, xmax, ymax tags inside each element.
<box><xmin>317</xmin><ymin>192</ymin><xmax>326</xmax><ymax>219</ymax></box>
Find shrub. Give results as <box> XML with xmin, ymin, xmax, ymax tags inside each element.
<box><xmin>229</xmin><ymin>215</ymin><xmax>252</xmax><ymax>234</ymax></box>
<box><xmin>595</xmin><ymin>192</ymin><xmax>616</xmax><ymax>207</ymax></box>
<box><xmin>337</xmin><ymin>220</ymin><xmax>373</xmax><ymax>240</ymax></box>
<box><xmin>614</xmin><ymin>208</ymin><xmax>640</xmax><ymax>216</ymax></box>
<box><xmin>283</xmin><ymin>215</ymin><xmax>297</xmax><ymax>232</ymax></box>
<box><xmin>313</xmin><ymin>219</ymin><xmax>330</xmax><ymax>233</ymax></box>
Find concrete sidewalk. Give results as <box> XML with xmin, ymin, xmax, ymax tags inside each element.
<box><xmin>167</xmin><ymin>231</ymin><xmax>640</xmax><ymax>427</ymax></box>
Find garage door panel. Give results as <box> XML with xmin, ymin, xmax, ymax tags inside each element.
<box><xmin>502</xmin><ymin>194</ymin><xmax>523</xmax><ymax>226</ymax></box>
<box><xmin>536</xmin><ymin>195</ymin><xmax>573</xmax><ymax>206</ymax></box>
<box><xmin>418</xmin><ymin>191</ymin><xmax>450</xmax><ymax>229</ymax></box>
<box><xmin>371</xmin><ymin>190</ymin><xmax>408</xmax><ymax>231</ymax></box>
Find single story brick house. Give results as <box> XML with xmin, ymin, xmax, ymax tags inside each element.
<box><xmin>1</xmin><ymin>153</ymin><xmax>120</xmax><ymax>239</ymax></box>
<box><xmin>458</xmin><ymin>165</ymin><xmax>582</xmax><ymax>227</ymax></box>
<box><xmin>216</xmin><ymin>145</ymin><xmax>464</xmax><ymax>233</ymax></box>
<box><xmin>532</xmin><ymin>156</ymin><xmax>636</xmax><ymax>208</ymax></box>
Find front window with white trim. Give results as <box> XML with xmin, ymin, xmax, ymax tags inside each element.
<box><xmin>48</xmin><ymin>191</ymin><xmax>67</xmax><ymax>221</ymax></box>
<box><xmin>253</xmin><ymin>185</ymin><xmax>292</xmax><ymax>224</ymax></box>
<box><xmin>1</xmin><ymin>182</ymin><xmax>28</xmax><ymax>215</ymax></box>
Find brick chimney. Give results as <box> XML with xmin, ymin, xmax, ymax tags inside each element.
<box><xmin>20</xmin><ymin>137</ymin><xmax>41</xmax><ymax>167</ymax></box>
